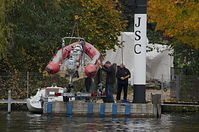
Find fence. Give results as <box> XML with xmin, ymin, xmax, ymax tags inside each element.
<box><xmin>170</xmin><ymin>68</ymin><xmax>199</xmax><ymax>102</ymax></box>
<box><xmin>0</xmin><ymin>72</ymin><xmax>85</xmax><ymax>99</ymax></box>
<box><xmin>1</xmin><ymin>70</ymin><xmax>198</xmax><ymax>102</ymax></box>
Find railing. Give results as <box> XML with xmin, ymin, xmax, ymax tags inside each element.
<box><xmin>0</xmin><ymin>90</ymin><xmax>26</xmax><ymax>113</ymax></box>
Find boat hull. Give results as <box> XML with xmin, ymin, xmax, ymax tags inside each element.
<box><xmin>27</xmin><ymin>99</ymin><xmax>43</xmax><ymax>113</ymax></box>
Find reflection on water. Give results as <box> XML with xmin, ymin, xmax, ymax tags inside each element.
<box><xmin>0</xmin><ymin>111</ymin><xmax>199</xmax><ymax>132</ymax></box>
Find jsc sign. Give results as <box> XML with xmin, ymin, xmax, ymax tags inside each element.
<box><xmin>134</xmin><ymin>15</ymin><xmax>146</xmax><ymax>55</ymax></box>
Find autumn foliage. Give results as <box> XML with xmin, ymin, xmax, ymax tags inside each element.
<box><xmin>0</xmin><ymin>0</ymin><xmax>127</xmax><ymax>98</ymax></box>
<box><xmin>0</xmin><ymin>0</ymin><xmax>126</xmax><ymax>73</ymax></box>
<box><xmin>78</xmin><ymin>0</ymin><xmax>127</xmax><ymax>52</ymax></box>
<box><xmin>148</xmin><ymin>0</ymin><xmax>199</xmax><ymax>49</ymax></box>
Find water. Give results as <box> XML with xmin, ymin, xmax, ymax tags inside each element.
<box><xmin>0</xmin><ymin>112</ymin><xmax>199</xmax><ymax>132</ymax></box>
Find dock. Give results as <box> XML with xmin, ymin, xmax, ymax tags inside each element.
<box><xmin>162</xmin><ymin>102</ymin><xmax>199</xmax><ymax>112</ymax></box>
<box><xmin>43</xmin><ymin>94</ymin><xmax>161</xmax><ymax>118</ymax></box>
<box><xmin>2</xmin><ymin>89</ymin><xmax>199</xmax><ymax>116</ymax></box>
<box><xmin>162</xmin><ymin>102</ymin><xmax>199</xmax><ymax>107</ymax></box>
<box><xmin>43</xmin><ymin>101</ymin><xmax>161</xmax><ymax>117</ymax></box>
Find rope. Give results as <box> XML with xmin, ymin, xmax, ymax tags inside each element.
<box><xmin>69</xmin><ymin>22</ymin><xmax>77</xmax><ymax>44</ymax></box>
<box><xmin>69</xmin><ymin>22</ymin><xmax>80</xmax><ymax>44</ymax></box>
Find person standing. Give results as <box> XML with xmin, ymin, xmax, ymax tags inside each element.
<box><xmin>116</xmin><ymin>64</ymin><xmax>131</xmax><ymax>101</ymax></box>
<box><xmin>102</xmin><ymin>61</ymin><xmax>115</xmax><ymax>103</ymax></box>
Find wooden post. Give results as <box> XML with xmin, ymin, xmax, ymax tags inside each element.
<box><xmin>8</xmin><ymin>90</ymin><xmax>11</xmax><ymax>114</ymax></box>
<box><xmin>27</xmin><ymin>71</ymin><xmax>29</xmax><ymax>98</ymax></box>
<box><xmin>151</xmin><ymin>94</ymin><xmax>161</xmax><ymax>118</ymax></box>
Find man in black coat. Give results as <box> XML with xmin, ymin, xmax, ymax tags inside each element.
<box><xmin>116</xmin><ymin>64</ymin><xmax>131</xmax><ymax>101</ymax></box>
<box><xmin>102</xmin><ymin>61</ymin><xmax>115</xmax><ymax>103</ymax></box>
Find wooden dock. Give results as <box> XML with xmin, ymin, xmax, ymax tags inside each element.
<box><xmin>162</xmin><ymin>102</ymin><xmax>199</xmax><ymax>112</ymax></box>
<box><xmin>162</xmin><ymin>102</ymin><xmax>199</xmax><ymax>107</ymax></box>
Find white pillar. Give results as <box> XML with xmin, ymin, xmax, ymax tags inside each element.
<box><xmin>133</xmin><ymin>0</ymin><xmax>147</xmax><ymax>103</ymax></box>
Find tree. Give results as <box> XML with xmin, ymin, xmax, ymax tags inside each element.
<box><xmin>172</xmin><ymin>43</ymin><xmax>199</xmax><ymax>75</ymax></box>
<box><xmin>148</xmin><ymin>0</ymin><xmax>199</xmax><ymax>75</ymax></box>
<box><xmin>118</xmin><ymin>0</ymin><xmax>167</xmax><ymax>45</ymax></box>
<box><xmin>148</xmin><ymin>0</ymin><xmax>199</xmax><ymax>49</ymax></box>
<box><xmin>117</xmin><ymin>0</ymin><xmax>135</xmax><ymax>31</ymax></box>
<box><xmin>78</xmin><ymin>0</ymin><xmax>127</xmax><ymax>53</ymax></box>
<box><xmin>0</xmin><ymin>0</ymin><xmax>127</xmax><ymax>99</ymax></box>
<box><xmin>0</xmin><ymin>0</ymin><xmax>9</xmax><ymax>58</ymax></box>
<box><xmin>1</xmin><ymin>0</ymin><xmax>126</xmax><ymax>73</ymax></box>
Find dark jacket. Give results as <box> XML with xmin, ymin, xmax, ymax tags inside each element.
<box><xmin>102</xmin><ymin>65</ymin><xmax>116</xmax><ymax>84</ymax></box>
<box><xmin>116</xmin><ymin>67</ymin><xmax>131</xmax><ymax>84</ymax></box>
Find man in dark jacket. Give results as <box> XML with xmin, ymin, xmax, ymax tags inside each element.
<box><xmin>116</xmin><ymin>64</ymin><xmax>131</xmax><ymax>101</ymax></box>
<box><xmin>102</xmin><ymin>61</ymin><xmax>115</xmax><ymax>103</ymax></box>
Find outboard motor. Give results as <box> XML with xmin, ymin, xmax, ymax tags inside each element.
<box><xmin>71</xmin><ymin>44</ymin><xmax>83</xmax><ymax>60</ymax></box>
<box><xmin>66</xmin><ymin>58</ymin><xmax>76</xmax><ymax>75</ymax></box>
<box><xmin>66</xmin><ymin>44</ymin><xmax>83</xmax><ymax>76</ymax></box>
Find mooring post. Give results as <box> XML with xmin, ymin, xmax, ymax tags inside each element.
<box><xmin>8</xmin><ymin>90</ymin><xmax>11</xmax><ymax>114</ymax></box>
<box><xmin>27</xmin><ymin>71</ymin><xmax>29</xmax><ymax>98</ymax></box>
<box><xmin>151</xmin><ymin>94</ymin><xmax>161</xmax><ymax>118</ymax></box>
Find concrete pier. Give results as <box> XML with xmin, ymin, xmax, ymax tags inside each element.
<box><xmin>43</xmin><ymin>101</ymin><xmax>160</xmax><ymax>118</ymax></box>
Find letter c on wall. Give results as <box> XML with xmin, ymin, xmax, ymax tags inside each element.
<box><xmin>134</xmin><ymin>44</ymin><xmax>141</xmax><ymax>54</ymax></box>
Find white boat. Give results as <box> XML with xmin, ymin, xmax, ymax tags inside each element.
<box><xmin>27</xmin><ymin>86</ymin><xmax>64</xmax><ymax>113</ymax></box>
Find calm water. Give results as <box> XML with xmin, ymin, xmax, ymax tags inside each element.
<box><xmin>0</xmin><ymin>112</ymin><xmax>199</xmax><ymax>132</ymax></box>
